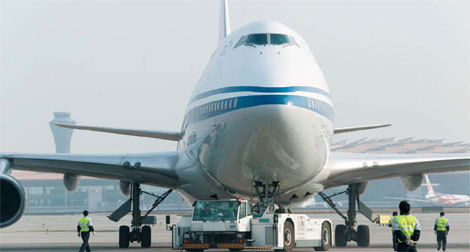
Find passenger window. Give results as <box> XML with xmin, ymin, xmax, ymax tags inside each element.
<box><xmin>239</xmin><ymin>202</ymin><xmax>247</xmax><ymax>219</ymax></box>
<box><xmin>270</xmin><ymin>34</ymin><xmax>290</xmax><ymax>45</ymax></box>
<box><xmin>224</xmin><ymin>100</ymin><xmax>228</xmax><ymax>109</ymax></box>
<box><xmin>229</xmin><ymin>99</ymin><xmax>232</xmax><ymax>109</ymax></box>
<box><xmin>233</xmin><ymin>98</ymin><xmax>238</xmax><ymax>108</ymax></box>
<box><xmin>246</xmin><ymin>34</ymin><xmax>268</xmax><ymax>45</ymax></box>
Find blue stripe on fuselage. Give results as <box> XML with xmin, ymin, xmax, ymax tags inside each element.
<box><xmin>183</xmin><ymin>94</ymin><xmax>334</xmax><ymax>124</ymax></box>
<box><xmin>190</xmin><ymin>86</ymin><xmax>330</xmax><ymax>103</ymax></box>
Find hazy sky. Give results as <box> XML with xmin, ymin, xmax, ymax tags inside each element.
<box><xmin>1</xmin><ymin>0</ymin><xmax>469</xmax><ymax>154</ymax></box>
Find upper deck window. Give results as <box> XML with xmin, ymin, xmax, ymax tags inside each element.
<box><xmin>234</xmin><ymin>33</ymin><xmax>299</xmax><ymax>48</ymax></box>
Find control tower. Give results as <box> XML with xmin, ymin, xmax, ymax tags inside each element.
<box><xmin>49</xmin><ymin>112</ymin><xmax>76</xmax><ymax>153</ymax></box>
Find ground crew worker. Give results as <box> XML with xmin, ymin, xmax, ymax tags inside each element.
<box><xmin>392</xmin><ymin>201</ymin><xmax>421</xmax><ymax>252</ymax></box>
<box><xmin>434</xmin><ymin>211</ymin><xmax>449</xmax><ymax>251</ymax></box>
<box><xmin>77</xmin><ymin>210</ymin><xmax>95</xmax><ymax>252</ymax></box>
<box><xmin>388</xmin><ymin>211</ymin><xmax>398</xmax><ymax>251</ymax></box>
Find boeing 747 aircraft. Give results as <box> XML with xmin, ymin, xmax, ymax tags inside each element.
<box><xmin>1</xmin><ymin>0</ymin><xmax>469</xmax><ymax>249</ymax></box>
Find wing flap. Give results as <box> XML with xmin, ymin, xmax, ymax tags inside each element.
<box><xmin>55</xmin><ymin>123</ymin><xmax>182</xmax><ymax>141</ymax></box>
<box><xmin>2</xmin><ymin>152</ymin><xmax>180</xmax><ymax>188</ymax></box>
<box><xmin>323</xmin><ymin>152</ymin><xmax>470</xmax><ymax>189</ymax></box>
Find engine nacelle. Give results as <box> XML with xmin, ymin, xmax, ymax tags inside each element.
<box><xmin>357</xmin><ymin>181</ymin><xmax>368</xmax><ymax>195</ymax></box>
<box><xmin>0</xmin><ymin>174</ymin><xmax>26</xmax><ymax>228</ymax></box>
<box><xmin>63</xmin><ymin>174</ymin><xmax>80</xmax><ymax>191</ymax></box>
<box><xmin>401</xmin><ymin>174</ymin><xmax>424</xmax><ymax>191</ymax></box>
<box><xmin>119</xmin><ymin>181</ymin><xmax>131</xmax><ymax>196</ymax></box>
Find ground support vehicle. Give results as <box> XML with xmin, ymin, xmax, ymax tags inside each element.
<box><xmin>172</xmin><ymin>200</ymin><xmax>332</xmax><ymax>251</ymax></box>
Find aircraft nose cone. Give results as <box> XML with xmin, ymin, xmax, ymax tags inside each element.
<box><xmin>207</xmin><ymin>104</ymin><xmax>330</xmax><ymax>195</ymax></box>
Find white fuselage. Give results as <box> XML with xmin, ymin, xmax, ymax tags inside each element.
<box><xmin>425</xmin><ymin>175</ymin><xmax>470</xmax><ymax>206</ymax></box>
<box><xmin>425</xmin><ymin>193</ymin><xmax>470</xmax><ymax>206</ymax></box>
<box><xmin>425</xmin><ymin>192</ymin><xmax>470</xmax><ymax>206</ymax></box>
<box><xmin>174</xmin><ymin>21</ymin><xmax>333</xmax><ymax>206</ymax></box>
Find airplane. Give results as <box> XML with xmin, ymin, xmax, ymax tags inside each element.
<box><xmin>422</xmin><ymin>174</ymin><xmax>470</xmax><ymax>206</ymax></box>
<box><xmin>0</xmin><ymin>0</ymin><xmax>469</xmax><ymax>249</ymax></box>
<box><xmin>385</xmin><ymin>174</ymin><xmax>470</xmax><ymax>207</ymax></box>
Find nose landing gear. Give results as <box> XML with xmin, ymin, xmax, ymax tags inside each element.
<box><xmin>318</xmin><ymin>183</ymin><xmax>371</xmax><ymax>247</ymax></box>
<box><xmin>253</xmin><ymin>181</ymin><xmax>280</xmax><ymax>214</ymax></box>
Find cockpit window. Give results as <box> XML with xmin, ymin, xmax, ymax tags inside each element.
<box><xmin>246</xmin><ymin>34</ymin><xmax>268</xmax><ymax>45</ymax></box>
<box><xmin>234</xmin><ymin>33</ymin><xmax>299</xmax><ymax>48</ymax></box>
<box><xmin>270</xmin><ymin>34</ymin><xmax>290</xmax><ymax>45</ymax></box>
<box><xmin>234</xmin><ymin>35</ymin><xmax>248</xmax><ymax>48</ymax></box>
<box><xmin>289</xmin><ymin>36</ymin><xmax>300</xmax><ymax>47</ymax></box>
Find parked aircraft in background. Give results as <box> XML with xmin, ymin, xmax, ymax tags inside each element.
<box><xmin>424</xmin><ymin>175</ymin><xmax>470</xmax><ymax>206</ymax></box>
<box><xmin>386</xmin><ymin>174</ymin><xmax>470</xmax><ymax>207</ymax></box>
<box><xmin>1</xmin><ymin>0</ymin><xmax>469</xmax><ymax>249</ymax></box>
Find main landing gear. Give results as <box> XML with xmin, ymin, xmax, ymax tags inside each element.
<box><xmin>108</xmin><ymin>182</ymin><xmax>172</xmax><ymax>248</ymax></box>
<box><xmin>318</xmin><ymin>183</ymin><xmax>372</xmax><ymax>247</ymax></box>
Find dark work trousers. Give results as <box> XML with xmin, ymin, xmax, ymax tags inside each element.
<box><xmin>397</xmin><ymin>243</ymin><xmax>417</xmax><ymax>252</ymax></box>
<box><xmin>392</xmin><ymin>232</ymin><xmax>398</xmax><ymax>251</ymax></box>
<box><xmin>79</xmin><ymin>231</ymin><xmax>91</xmax><ymax>252</ymax></box>
<box><xmin>436</xmin><ymin>231</ymin><xmax>447</xmax><ymax>251</ymax></box>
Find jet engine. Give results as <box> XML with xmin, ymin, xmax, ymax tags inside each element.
<box><xmin>401</xmin><ymin>174</ymin><xmax>424</xmax><ymax>191</ymax></box>
<box><xmin>63</xmin><ymin>174</ymin><xmax>80</xmax><ymax>191</ymax></box>
<box><xmin>0</xmin><ymin>174</ymin><xmax>26</xmax><ymax>228</ymax></box>
<box><xmin>356</xmin><ymin>181</ymin><xmax>368</xmax><ymax>195</ymax></box>
<box><xmin>119</xmin><ymin>181</ymin><xmax>131</xmax><ymax>196</ymax></box>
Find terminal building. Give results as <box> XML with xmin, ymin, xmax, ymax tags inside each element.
<box><xmin>11</xmin><ymin>137</ymin><xmax>469</xmax><ymax>214</ymax></box>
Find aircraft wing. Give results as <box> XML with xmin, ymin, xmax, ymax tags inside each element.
<box><xmin>333</xmin><ymin>124</ymin><xmax>391</xmax><ymax>134</ymax></box>
<box><xmin>323</xmin><ymin>152</ymin><xmax>470</xmax><ymax>189</ymax></box>
<box><xmin>0</xmin><ymin>152</ymin><xmax>180</xmax><ymax>188</ymax></box>
<box><xmin>55</xmin><ymin>123</ymin><xmax>182</xmax><ymax>141</ymax></box>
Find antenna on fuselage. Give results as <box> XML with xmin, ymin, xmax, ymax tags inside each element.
<box><xmin>219</xmin><ymin>0</ymin><xmax>231</xmax><ymax>42</ymax></box>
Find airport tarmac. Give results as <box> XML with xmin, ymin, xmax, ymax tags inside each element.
<box><xmin>1</xmin><ymin>212</ymin><xmax>469</xmax><ymax>252</ymax></box>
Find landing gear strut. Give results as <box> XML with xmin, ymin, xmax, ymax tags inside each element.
<box><xmin>318</xmin><ymin>183</ymin><xmax>371</xmax><ymax>247</ymax></box>
<box><xmin>253</xmin><ymin>181</ymin><xmax>280</xmax><ymax>214</ymax></box>
<box><xmin>108</xmin><ymin>182</ymin><xmax>172</xmax><ymax>248</ymax></box>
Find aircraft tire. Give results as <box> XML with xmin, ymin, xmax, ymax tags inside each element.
<box><xmin>141</xmin><ymin>226</ymin><xmax>151</xmax><ymax>248</ymax></box>
<box><xmin>119</xmin><ymin>225</ymin><xmax>130</xmax><ymax>248</ymax></box>
<box><xmin>334</xmin><ymin>224</ymin><xmax>347</xmax><ymax>247</ymax></box>
<box><xmin>314</xmin><ymin>221</ymin><xmax>331</xmax><ymax>251</ymax></box>
<box><xmin>357</xmin><ymin>225</ymin><xmax>370</xmax><ymax>247</ymax></box>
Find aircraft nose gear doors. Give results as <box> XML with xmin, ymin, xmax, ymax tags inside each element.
<box><xmin>107</xmin><ymin>182</ymin><xmax>172</xmax><ymax>248</ymax></box>
<box><xmin>318</xmin><ymin>183</ymin><xmax>372</xmax><ymax>247</ymax></box>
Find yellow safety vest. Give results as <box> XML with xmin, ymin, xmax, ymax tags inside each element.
<box><xmin>396</xmin><ymin>215</ymin><xmax>416</xmax><ymax>242</ymax></box>
<box><xmin>79</xmin><ymin>217</ymin><xmax>90</xmax><ymax>232</ymax></box>
<box><xmin>389</xmin><ymin>216</ymin><xmax>396</xmax><ymax>229</ymax></box>
<box><xmin>436</xmin><ymin>217</ymin><xmax>447</xmax><ymax>231</ymax></box>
